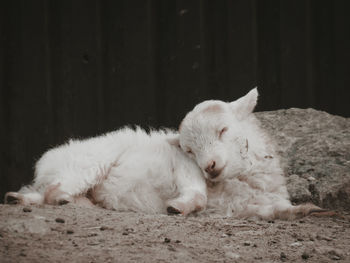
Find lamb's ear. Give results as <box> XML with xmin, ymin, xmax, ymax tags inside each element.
<box><xmin>167</xmin><ymin>135</ymin><xmax>181</xmax><ymax>148</ymax></box>
<box><xmin>229</xmin><ymin>88</ymin><xmax>258</xmax><ymax>120</ymax></box>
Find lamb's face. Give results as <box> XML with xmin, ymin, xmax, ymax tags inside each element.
<box><xmin>179</xmin><ymin>88</ymin><xmax>258</xmax><ymax>181</ymax></box>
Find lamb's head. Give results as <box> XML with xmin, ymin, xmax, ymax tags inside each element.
<box><xmin>178</xmin><ymin>88</ymin><xmax>258</xmax><ymax>181</ymax></box>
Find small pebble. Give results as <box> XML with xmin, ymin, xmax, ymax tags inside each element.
<box><xmin>122</xmin><ymin>232</ymin><xmax>129</xmax><ymax>236</ymax></box>
<box><xmin>66</xmin><ymin>230</ymin><xmax>74</xmax><ymax>234</ymax></box>
<box><xmin>243</xmin><ymin>242</ymin><xmax>250</xmax><ymax>246</ymax></box>
<box><xmin>290</xmin><ymin>241</ymin><xmax>302</xmax><ymax>247</ymax></box>
<box><xmin>55</xmin><ymin>218</ymin><xmax>65</xmax><ymax>223</ymax></box>
<box><xmin>167</xmin><ymin>245</ymin><xmax>176</xmax><ymax>252</ymax></box>
<box><xmin>328</xmin><ymin>250</ymin><xmax>343</xmax><ymax>260</ymax></box>
<box><xmin>175</xmin><ymin>240</ymin><xmax>181</xmax><ymax>243</ymax></box>
<box><xmin>23</xmin><ymin>207</ymin><xmax>32</xmax><ymax>213</ymax></box>
<box><xmin>280</xmin><ymin>252</ymin><xmax>287</xmax><ymax>261</ymax></box>
<box><xmin>164</xmin><ymin>237</ymin><xmax>171</xmax><ymax>243</ymax></box>
<box><xmin>87</xmin><ymin>242</ymin><xmax>99</xmax><ymax>246</ymax></box>
<box><xmin>226</xmin><ymin>252</ymin><xmax>240</xmax><ymax>259</ymax></box>
<box><xmin>316</xmin><ymin>235</ymin><xmax>332</xmax><ymax>241</ymax></box>
<box><xmin>302</xmin><ymin>252</ymin><xmax>310</xmax><ymax>260</ymax></box>
<box><xmin>331</xmin><ymin>255</ymin><xmax>341</xmax><ymax>260</ymax></box>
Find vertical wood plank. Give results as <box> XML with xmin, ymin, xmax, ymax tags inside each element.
<box><xmin>49</xmin><ymin>0</ymin><xmax>75</xmax><ymax>141</ymax></box>
<box><xmin>305</xmin><ymin>0</ymin><xmax>316</xmax><ymax>108</ymax></box>
<box><xmin>0</xmin><ymin>1</ymin><xmax>11</xmax><ymax>198</ymax></box>
<box><xmin>3</xmin><ymin>0</ymin><xmax>50</xmax><ymax>194</ymax></box>
<box><xmin>200</xmin><ymin>0</ymin><xmax>229</xmax><ymax>100</ymax></box>
<box><xmin>156</xmin><ymin>0</ymin><xmax>202</xmax><ymax>127</ymax></box>
<box><xmin>100</xmin><ymin>0</ymin><xmax>157</xmax><ymax>130</ymax></box>
<box><xmin>227</xmin><ymin>0</ymin><xmax>257</xmax><ymax>100</ymax></box>
<box><xmin>119</xmin><ymin>0</ymin><xmax>157</xmax><ymax>128</ymax></box>
<box><xmin>96</xmin><ymin>0</ymin><xmax>125</xmax><ymax>131</ymax></box>
<box><xmin>334</xmin><ymin>0</ymin><xmax>350</xmax><ymax>117</ymax></box>
<box><xmin>280</xmin><ymin>0</ymin><xmax>308</xmax><ymax>109</ymax></box>
<box><xmin>61</xmin><ymin>0</ymin><xmax>100</xmax><ymax>138</ymax></box>
<box><xmin>95</xmin><ymin>0</ymin><xmax>105</xmax><ymax>133</ymax></box>
<box><xmin>256</xmin><ymin>0</ymin><xmax>281</xmax><ymax>111</ymax></box>
<box><xmin>311</xmin><ymin>0</ymin><xmax>335</xmax><ymax>114</ymax></box>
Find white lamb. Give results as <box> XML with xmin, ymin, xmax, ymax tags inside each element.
<box><xmin>5</xmin><ymin>127</ymin><xmax>207</xmax><ymax>215</ymax></box>
<box><xmin>177</xmin><ymin>88</ymin><xmax>324</xmax><ymax>219</ymax></box>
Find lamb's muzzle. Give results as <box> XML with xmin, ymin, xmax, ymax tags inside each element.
<box><xmin>205</xmin><ymin>160</ymin><xmax>225</xmax><ymax>179</ymax></box>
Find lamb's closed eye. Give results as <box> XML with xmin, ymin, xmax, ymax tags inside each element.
<box><xmin>186</xmin><ymin>149</ymin><xmax>194</xmax><ymax>155</ymax></box>
<box><xmin>183</xmin><ymin>147</ymin><xmax>195</xmax><ymax>157</ymax></box>
<box><xmin>218</xmin><ymin>127</ymin><xmax>228</xmax><ymax>139</ymax></box>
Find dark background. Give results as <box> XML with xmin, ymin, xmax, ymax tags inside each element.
<box><xmin>1</xmin><ymin>0</ymin><xmax>350</xmax><ymax>200</ymax></box>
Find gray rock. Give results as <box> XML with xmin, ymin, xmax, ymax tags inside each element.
<box><xmin>256</xmin><ymin>108</ymin><xmax>350</xmax><ymax>210</ymax></box>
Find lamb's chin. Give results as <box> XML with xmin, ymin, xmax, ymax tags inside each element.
<box><xmin>206</xmin><ymin>172</ymin><xmax>226</xmax><ymax>183</ymax></box>
<box><xmin>217</xmin><ymin>170</ymin><xmax>243</xmax><ymax>182</ymax></box>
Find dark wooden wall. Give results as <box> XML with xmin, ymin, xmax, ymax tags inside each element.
<box><xmin>1</xmin><ymin>0</ymin><xmax>350</xmax><ymax>199</ymax></box>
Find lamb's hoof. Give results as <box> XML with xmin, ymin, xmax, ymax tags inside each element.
<box><xmin>5</xmin><ymin>193</ymin><xmax>22</xmax><ymax>205</ymax></box>
<box><xmin>167</xmin><ymin>206</ymin><xmax>182</xmax><ymax>215</ymax></box>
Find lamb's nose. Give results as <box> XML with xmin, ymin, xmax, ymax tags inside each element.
<box><xmin>205</xmin><ymin>161</ymin><xmax>216</xmax><ymax>173</ymax></box>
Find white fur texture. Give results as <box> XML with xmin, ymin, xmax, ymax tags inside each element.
<box><xmin>5</xmin><ymin>127</ymin><xmax>207</xmax><ymax>215</ymax></box>
<box><xmin>178</xmin><ymin>88</ymin><xmax>322</xmax><ymax>219</ymax></box>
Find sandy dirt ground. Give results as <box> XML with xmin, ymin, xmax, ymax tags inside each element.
<box><xmin>1</xmin><ymin>204</ymin><xmax>349</xmax><ymax>263</ymax></box>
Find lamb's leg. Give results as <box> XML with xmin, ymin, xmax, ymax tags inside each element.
<box><xmin>166</xmin><ymin>167</ymin><xmax>207</xmax><ymax>215</ymax></box>
<box><xmin>167</xmin><ymin>191</ymin><xmax>207</xmax><ymax>215</ymax></box>
<box><xmin>5</xmin><ymin>183</ymin><xmax>86</xmax><ymax>206</ymax></box>
<box><xmin>5</xmin><ymin>186</ymin><xmax>44</xmax><ymax>205</ymax></box>
<box><xmin>259</xmin><ymin>202</ymin><xmax>330</xmax><ymax>220</ymax></box>
<box><xmin>35</xmin><ymin>167</ymin><xmax>110</xmax><ymax>205</ymax></box>
<box><xmin>243</xmin><ymin>196</ymin><xmax>330</xmax><ymax>220</ymax></box>
<box><xmin>30</xmin><ymin>141</ymin><xmax>121</xmax><ymax>205</ymax></box>
<box><xmin>5</xmin><ymin>163</ymin><xmax>112</xmax><ymax>206</ymax></box>
<box><xmin>279</xmin><ymin>203</ymin><xmax>331</xmax><ymax>220</ymax></box>
<box><xmin>43</xmin><ymin>183</ymin><xmax>74</xmax><ymax>205</ymax></box>
<box><xmin>44</xmin><ymin>184</ymin><xmax>98</xmax><ymax>207</ymax></box>
<box><xmin>5</xmin><ymin>192</ymin><xmax>23</xmax><ymax>205</ymax></box>
<box><xmin>5</xmin><ymin>191</ymin><xmax>43</xmax><ymax>205</ymax></box>
<box><xmin>5</xmin><ymin>183</ymin><xmax>96</xmax><ymax>207</ymax></box>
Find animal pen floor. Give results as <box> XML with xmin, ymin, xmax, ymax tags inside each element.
<box><xmin>0</xmin><ymin>204</ymin><xmax>349</xmax><ymax>262</ymax></box>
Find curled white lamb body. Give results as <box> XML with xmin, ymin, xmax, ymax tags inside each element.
<box><xmin>5</xmin><ymin>89</ymin><xmax>324</xmax><ymax>220</ymax></box>
<box><xmin>5</xmin><ymin>127</ymin><xmax>207</xmax><ymax>215</ymax></box>
<box><xmin>178</xmin><ymin>88</ymin><xmax>323</xmax><ymax>219</ymax></box>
